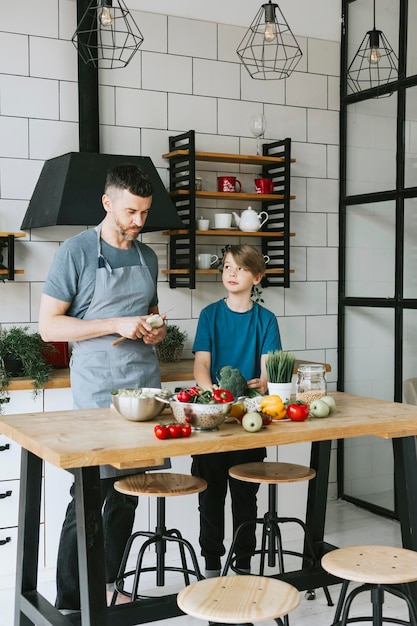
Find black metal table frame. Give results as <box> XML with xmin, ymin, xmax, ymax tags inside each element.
<box><xmin>14</xmin><ymin>436</ymin><xmax>417</xmax><ymax>626</ymax></box>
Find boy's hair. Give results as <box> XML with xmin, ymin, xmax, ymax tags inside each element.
<box><xmin>104</xmin><ymin>164</ymin><xmax>153</xmax><ymax>198</ymax></box>
<box><xmin>225</xmin><ymin>244</ymin><xmax>266</xmax><ymax>276</ymax></box>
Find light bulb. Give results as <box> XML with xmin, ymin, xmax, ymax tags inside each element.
<box><xmin>264</xmin><ymin>21</ymin><xmax>276</xmax><ymax>43</ymax></box>
<box><xmin>99</xmin><ymin>6</ymin><xmax>113</xmax><ymax>28</ymax></box>
<box><xmin>367</xmin><ymin>46</ymin><xmax>381</xmax><ymax>65</ymax></box>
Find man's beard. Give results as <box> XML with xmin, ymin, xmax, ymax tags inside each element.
<box><xmin>112</xmin><ymin>214</ymin><xmax>140</xmax><ymax>241</ymax></box>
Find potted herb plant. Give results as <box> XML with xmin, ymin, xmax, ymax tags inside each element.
<box><xmin>156</xmin><ymin>324</ymin><xmax>188</xmax><ymax>363</ymax></box>
<box><xmin>0</xmin><ymin>326</ymin><xmax>54</xmax><ymax>404</ymax></box>
<box><xmin>265</xmin><ymin>350</ymin><xmax>296</xmax><ymax>402</ymax></box>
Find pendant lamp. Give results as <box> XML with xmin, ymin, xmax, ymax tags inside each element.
<box><xmin>346</xmin><ymin>0</ymin><xmax>398</xmax><ymax>94</ymax></box>
<box><xmin>72</xmin><ymin>0</ymin><xmax>144</xmax><ymax>69</ymax></box>
<box><xmin>236</xmin><ymin>1</ymin><xmax>302</xmax><ymax>80</ymax></box>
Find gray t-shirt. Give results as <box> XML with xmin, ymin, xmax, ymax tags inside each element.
<box><xmin>43</xmin><ymin>229</ymin><xmax>159</xmax><ymax>318</ymax></box>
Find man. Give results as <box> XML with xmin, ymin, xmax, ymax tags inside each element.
<box><xmin>39</xmin><ymin>164</ymin><xmax>167</xmax><ymax>611</ymax></box>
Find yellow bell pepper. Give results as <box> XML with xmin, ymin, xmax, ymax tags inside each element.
<box><xmin>260</xmin><ymin>395</ymin><xmax>287</xmax><ymax>420</ymax></box>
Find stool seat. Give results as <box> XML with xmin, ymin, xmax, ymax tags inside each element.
<box><xmin>177</xmin><ymin>575</ymin><xmax>300</xmax><ymax>624</ymax></box>
<box><xmin>322</xmin><ymin>545</ymin><xmax>417</xmax><ymax>585</ymax></box>
<box><xmin>229</xmin><ymin>461</ymin><xmax>316</xmax><ymax>484</ymax></box>
<box><xmin>112</xmin><ymin>472</ymin><xmax>207</xmax><ymax>603</ymax></box>
<box><xmin>114</xmin><ymin>472</ymin><xmax>207</xmax><ymax>497</ymax></box>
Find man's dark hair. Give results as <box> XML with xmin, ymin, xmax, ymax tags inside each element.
<box><xmin>104</xmin><ymin>164</ymin><xmax>153</xmax><ymax>198</ymax></box>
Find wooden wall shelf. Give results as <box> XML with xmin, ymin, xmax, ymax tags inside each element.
<box><xmin>0</xmin><ymin>232</ymin><xmax>26</xmax><ymax>280</ymax></box>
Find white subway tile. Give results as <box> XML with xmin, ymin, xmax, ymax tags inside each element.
<box><xmin>193</xmin><ymin>59</ymin><xmax>239</xmax><ymax>100</ymax></box>
<box><xmin>327</xmin><ymin>282</ymin><xmax>338</xmax><ymax>316</ymax></box>
<box><xmin>292</xmin><ymin>141</ymin><xmax>327</xmax><ymax>178</ymax></box>
<box><xmin>0</xmin><ymin>158</ymin><xmax>43</xmax><ymax>201</ymax></box>
<box><xmin>218</xmin><ymin>99</ymin><xmax>261</xmax><ymax>138</ymax></box>
<box><xmin>30</xmin><ymin>282</ymin><xmax>44</xmax><ymax>323</ymax></box>
<box><xmin>0</xmin><ymin>75</ymin><xmax>59</xmax><ymax>119</ymax></box>
<box><xmin>15</xmin><ymin>241</ymin><xmax>59</xmax><ymax>282</ymax></box>
<box><xmin>277</xmin><ymin>316</ymin><xmax>306</xmax><ymax>351</ymax></box>
<box><xmin>99</xmin><ymin>52</ymin><xmax>142</xmax><ymax>89</ymax></box>
<box><xmin>168</xmin><ymin>17</ymin><xmax>217</xmax><ymax>59</ymax></box>
<box><xmin>218</xmin><ymin>24</ymin><xmax>246</xmax><ymax>63</ymax></box>
<box><xmin>2</xmin><ymin>0</ymin><xmax>58</xmax><ymax>37</ymax></box>
<box><xmin>265</xmin><ymin>103</ymin><xmax>306</xmax><ymax>142</ymax></box>
<box><xmin>289</xmin><ymin>246</ymin><xmax>307</xmax><ymax>282</ymax></box>
<box><xmin>328</xmin><ymin>76</ymin><xmax>340</xmax><ymax>111</ymax></box>
<box><xmin>58</xmin><ymin>0</ymin><xmax>77</xmax><ymax>40</ymax></box>
<box><xmin>307</xmin><ymin>178</ymin><xmax>338</xmax><ymax>213</ymax></box>
<box><xmin>169</xmin><ymin>94</ymin><xmax>217</xmax><ymax>134</ymax></box>
<box><xmin>100</xmin><ymin>125</ymin><xmax>141</xmax><ymax>156</ymax></box>
<box><xmin>116</xmin><ymin>88</ymin><xmax>167</xmax><ymax>129</ymax></box>
<box><xmin>29</xmin><ymin>226</ymin><xmax>85</xmax><ymax>242</ymax></box>
<box><xmin>284</xmin><ymin>281</ymin><xmax>327</xmax><ymax>316</ymax></box>
<box><xmin>291</xmin><ymin>212</ymin><xmax>327</xmax><ymax>246</ymax></box>
<box><xmin>30</xmin><ymin>38</ymin><xmax>77</xmax><ymax>81</ymax></box>
<box><xmin>0</xmin><ymin>200</ymin><xmax>28</xmax><ymax>232</ymax></box>
<box><xmin>308</xmin><ymin>39</ymin><xmax>340</xmax><ymax>76</ymax></box>
<box><xmin>327</xmin><ymin>213</ymin><xmax>339</xmax><ymax>247</ymax></box>
<box><xmin>135</xmin><ymin>11</ymin><xmax>167</xmax><ymax>54</ymax></box>
<box><xmin>143</xmin><ymin>52</ymin><xmax>192</xmax><ymax>94</ymax></box>
<box><xmin>0</xmin><ymin>33</ymin><xmax>29</xmax><ymax>75</ymax></box>
<box><xmin>99</xmin><ymin>85</ymin><xmax>115</xmax><ymax>125</ymax></box>
<box><xmin>291</xmin><ymin>177</ymin><xmax>307</xmax><ymax>212</ymax></box>
<box><xmin>0</xmin><ymin>117</ymin><xmax>28</xmax><ymax>158</ymax></box>
<box><xmin>307</xmin><ymin>247</ymin><xmax>338</xmax><ymax>280</ymax></box>
<box><xmin>307</xmin><ymin>109</ymin><xmax>339</xmax><ymax>144</ymax></box>
<box><xmin>29</xmin><ymin>120</ymin><xmax>78</xmax><ymax>160</ymax></box>
<box><xmin>327</xmin><ymin>145</ymin><xmax>339</xmax><ymax>179</ymax></box>
<box><xmin>306</xmin><ymin>315</ymin><xmax>337</xmax><ymax>350</ymax></box>
<box><xmin>59</xmin><ymin>81</ymin><xmax>78</xmax><ymax>122</ymax></box>
<box><xmin>241</xmin><ymin>69</ymin><xmax>286</xmax><ymax>106</ymax></box>
<box><xmin>0</xmin><ymin>282</ymin><xmax>30</xmax><ymax>323</ymax></box>
<box><xmin>286</xmin><ymin>72</ymin><xmax>328</xmax><ymax>109</ymax></box>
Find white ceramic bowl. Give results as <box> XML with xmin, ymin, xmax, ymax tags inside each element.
<box><xmin>169</xmin><ymin>397</ymin><xmax>233</xmax><ymax>431</ymax></box>
<box><xmin>111</xmin><ymin>388</ymin><xmax>166</xmax><ymax>422</ymax></box>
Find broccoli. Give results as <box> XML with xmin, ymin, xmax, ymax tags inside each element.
<box><xmin>216</xmin><ymin>366</ymin><xmax>248</xmax><ymax>399</ymax></box>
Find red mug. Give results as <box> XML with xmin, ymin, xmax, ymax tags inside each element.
<box><xmin>254</xmin><ymin>178</ymin><xmax>274</xmax><ymax>194</ymax></box>
<box><xmin>217</xmin><ymin>176</ymin><xmax>242</xmax><ymax>193</ymax></box>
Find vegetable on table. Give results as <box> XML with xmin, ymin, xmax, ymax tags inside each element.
<box><xmin>154</xmin><ymin>423</ymin><xmax>191</xmax><ymax>439</ymax></box>
<box><xmin>216</xmin><ymin>366</ymin><xmax>248</xmax><ymax>398</ymax></box>
<box><xmin>154</xmin><ymin>424</ymin><xmax>169</xmax><ymax>439</ymax></box>
<box><xmin>213</xmin><ymin>389</ymin><xmax>234</xmax><ymax>403</ymax></box>
<box><xmin>260</xmin><ymin>395</ymin><xmax>287</xmax><ymax>420</ymax></box>
<box><xmin>286</xmin><ymin>401</ymin><xmax>309</xmax><ymax>422</ymax></box>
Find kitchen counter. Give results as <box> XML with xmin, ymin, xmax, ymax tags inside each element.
<box><xmin>5</xmin><ymin>358</ymin><xmax>331</xmax><ymax>391</ymax></box>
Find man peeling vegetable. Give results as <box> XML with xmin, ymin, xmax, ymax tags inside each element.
<box><xmin>191</xmin><ymin>244</ymin><xmax>282</xmax><ymax>578</ymax></box>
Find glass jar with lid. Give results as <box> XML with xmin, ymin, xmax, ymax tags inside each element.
<box><xmin>295</xmin><ymin>364</ymin><xmax>326</xmax><ymax>403</ymax></box>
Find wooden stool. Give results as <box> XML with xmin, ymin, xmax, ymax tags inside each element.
<box><xmin>322</xmin><ymin>545</ymin><xmax>417</xmax><ymax>626</ymax></box>
<box><xmin>224</xmin><ymin>462</ymin><xmax>333</xmax><ymax>607</ymax></box>
<box><xmin>111</xmin><ymin>472</ymin><xmax>207</xmax><ymax>603</ymax></box>
<box><xmin>177</xmin><ymin>574</ymin><xmax>300</xmax><ymax>626</ymax></box>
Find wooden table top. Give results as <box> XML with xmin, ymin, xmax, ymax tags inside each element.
<box><xmin>1</xmin><ymin>392</ymin><xmax>417</xmax><ymax>471</ymax></box>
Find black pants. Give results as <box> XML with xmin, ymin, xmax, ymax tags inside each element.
<box><xmin>191</xmin><ymin>448</ymin><xmax>266</xmax><ymax>571</ymax></box>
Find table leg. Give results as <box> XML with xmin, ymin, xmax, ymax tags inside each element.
<box><xmin>306</xmin><ymin>440</ymin><xmax>332</xmax><ymax>546</ymax></box>
<box><xmin>14</xmin><ymin>450</ymin><xmax>42</xmax><ymax>626</ymax></box>
<box><xmin>74</xmin><ymin>466</ymin><xmax>108</xmax><ymax>626</ymax></box>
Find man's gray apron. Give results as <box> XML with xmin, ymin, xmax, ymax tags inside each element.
<box><xmin>70</xmin><ymin>224</ymin><xmax>168</xmax><ymax>477</ymax></box>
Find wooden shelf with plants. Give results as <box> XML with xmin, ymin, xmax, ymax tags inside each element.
<box><xmin>162</xmin><ymin>130</ymin><xmax>295</xmax><ymax>289</ymax></box>
<box><xmin>0</xmin><ymin>232</ymin><xmax>26</xmax><ymax>280</ymax></box>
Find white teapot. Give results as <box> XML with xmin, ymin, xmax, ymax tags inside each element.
<box><xmin>232</xmin><ymin>206</ymin><xmax>268</xmax><ymax>232</ymax></box>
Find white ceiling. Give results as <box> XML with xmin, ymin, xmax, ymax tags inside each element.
<box><xmin>126</xmin><ymin>0</ymin><xmax>342</xmax><ymax>42</ymax></box>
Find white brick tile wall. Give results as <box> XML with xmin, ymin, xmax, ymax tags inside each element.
<box><xmin>307</xmin><ymin>247</ymin><xmax>338</xmax><ymax>281</ymax></box>
<box><xmin>1</xmin><ymin>282</ymin><xmax>31</xmax><ymax>322</ymax></box>
<box><xmin>307</xmin><ymin>39</ymin><xmax>340</xmax><ymax>76</ymax></box>
<box><xmin>0</xmin><ymin>75</ymin><xmax>59</xmax><ymax>119</ymax></box>
<box><xmin>168</xmin><ymin>16</ymin><xmax>217</xmax><ymax>59</ymax></box>
<box><xmin>136</xmin><ymin>11</ymin><xmax>167</xmax><ymax>54</ymax></box>
<box><xmin>100</xmin><ymin>53</ymin><xmax>142</xmax><ymax>89</ymax></box>
<box><xmin>3</xmin><ymin>0</ymin><xmax>58</xmax><ymax>37</ymax></box>
<box><xmin>307</xmin><ymin>178</ymin><xmax>338</xmax><ymax>212</ymax></box>
<box><xmin>0</xmin><ymin>117</ymin><xmax>29</xmax><ymax>158</ymax></box>
<box><xmin>0</xmin><ymin>158</ymin><xmax>43</xmax><ymax>200</ymax></box>
<box><xmin>169</xmin><ymin>93</ymin><xmax>217</xmax><ymax>134</ymax></box>
<box><xmin>29</xmin><ymin>38</ymin><xmax>77</xmax><ymax>81</ymax></box>
<box><xmin>0</xmin><ymin>33</ymin><xmax>29</xmax><ymax>75</ymax></box>
<box><xmin>265</xmin><ymin>103</ymin><xmax>307</xmax><ymax>142</ymax></box>
<box><xmin>285</xmin><ymin>281</ymin><xmax>328</xmax><ymax>316</ymax></box>
<box><xmin>59</xmin><ymin>81</ymin><xmax>78</xmax><ymax>122</ymax></box>
<box><xmin>116</xmin><ymin>87</ymin><xmax>167</xmax><ymax>128</ymax></box>
<box><xmin>193</xmin><ymin>59</ymin><xmax>240</xmax><ymax>100</ymax></box>
<box><xmin>307</xmin><ymin>109</ymin><xmax>339</xmax><ymax>144</ymax></box>
<box><xmin>306</xmin><ymin>315</ymin><xmax>337</xmax><ymax>350</ymax></box>
<box><xmin>100</xmin><ymin>125</ymin><xmax>141</xmax><ymax>156</ymax></box>
<box><xmin>286</xmin><ymin>72</ymin><xmax>328</xmax><ymax>109</ymax></box>
<box><xmin>143</xmin><ymin>52</ymin><xmax>192</xmax><ymax>94</ymax></box>
<box><xmin>29</xmin><ymin>119</ymin><xmax>78</xmax><ymax>160</ymax></box>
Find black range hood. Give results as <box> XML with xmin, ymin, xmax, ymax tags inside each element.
<box><xmin>20</xmin><ymin>152</ymin><xmax>184</xmax><ymax>231</ymax></box>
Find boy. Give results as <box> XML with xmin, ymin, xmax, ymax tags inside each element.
<box><xmin>192</xmin><ymin>244</ymin><xmax>282</xmax><ymax>577</ymax></box>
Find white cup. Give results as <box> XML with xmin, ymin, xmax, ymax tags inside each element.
<box><xmin>214</xmin><ymin>213</ymin><xmax>232</xmax><ymax>229</ymax></box>
<box><xmin>197</xmin><ymin>253</ymin><xmax>219</xmax><ymax>269</ymax></box>
<box><xmin>197</xmin><ymin>218</ymin><xmax>210</xmax><ymax>231</ymax></box>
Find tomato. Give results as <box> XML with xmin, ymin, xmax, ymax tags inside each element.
<box><xmin>213</xmin><ymin>389</ymin><xmax>234</xmax><ymax>403</ymax></box>
<box><xmin>262</xmin><ymin>414</ymin><xmax>272</xmax><ymax>425</ymax></box>
<box><xmin>154</xmin><ymin>424</ymin><xmax>169</xmax><ymax>439</ymax></box>
<box><xmin>180</xmin><ymin>424</ymin><xmax>192</xmax><ymax>437</ymax></box>
<box><xmin>177</xmin><ymin>390</ymin><xmax>191</xmax><ymax>403</ymax></box>
<box><xmin>167</xmin><ymin>423</ymin><xmax>183</xmax><ymax>438</ymax></box>
<box><xmin>286</xmin><ymin>402</ymin><xmax>310</xmax><ymax>422</ymax></box>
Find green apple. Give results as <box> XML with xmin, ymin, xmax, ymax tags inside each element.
<box><xmin>242</xmin><ymin>411</ymin><xmax>263</xmax><ymax>432</ymax></box>
<box><xmin>309</xmin><ymin>399</ymin><xmax>330</xmax><ymax>418</ymax></box>
<box><xmin>321</xmin><ymin>395</ymin><xmax>336</xmax><ymax>413</ymax></box>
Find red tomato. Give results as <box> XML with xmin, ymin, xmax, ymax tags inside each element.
<box><xmin>286</xmin><ymin>402</ymin><xmax>310</xmax><ymax>422</ymax></box>
<box><xmin>180</xmin><ymin>424</ymin><xmax>192</xmax><ymax>437</ymax></box>
<box><xmin>177</xmin><ymin>390</ymin><xmax>191</xmax><ymax>403</ymax></box>
<box><xmin>154</xmin><ymin>424</ymin><xmax>169</xmax><ymax>439</ymax></box>
<box><xmin>262</xmin><ymin>415</ymin><xmax>272</xmax><ymax>425</ymax></box>
<box><xmin>167</xmin><ymin>423</ymin><xmax>183</xmax><ymax>438</ymax></box>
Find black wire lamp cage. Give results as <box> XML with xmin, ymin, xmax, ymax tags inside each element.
<box><xmin>237</xmin><ymin>1</ymin><xmax>303</xmax><ymax>80</ymax></box>
<box><xmin>72</xmin><ymin>0</ymin><xmax>144</xmax><ymax>69</ymax></box>
<box><xmin>346</xmin><ymin>0</ymin><xmax>398</xmax><ymax>95</ymax></box>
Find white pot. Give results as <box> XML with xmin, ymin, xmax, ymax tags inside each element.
<box><xmin>267</xmin><ymin>382</ymin><xmax>293</xmax><ymax>403</ymax></box>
